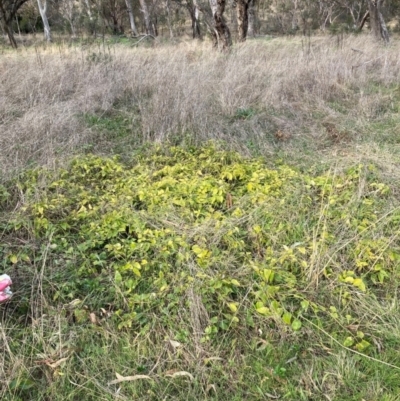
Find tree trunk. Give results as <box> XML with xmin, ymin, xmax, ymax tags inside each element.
<box><xmin>193</xmin><ymin>6</ymin><xmax>201</xmax><ymax>38</ymax></box>
<box><xmin>195</xmin><ymin>6</ymin><xmax>201</xmax><ymax>38</ymax></box>
<box><xmin>194</xmin><ymin>0</ymin><xmax>216</xmax><ymax>40</ymax></box>
<box><xmin>247</xmin><ymin>0</ymin><xmax>256</xmax><ymax>37</ymax></box>
<box><xmin>368</xmin><ymin>0</ymin><xmax>389</xmax><ymax>43</ymax></box>
<box><xmin>139</xmin><ymin>0</ymin><xmax>154</xmax><ymax>35</ymax></box>
<box><xmin>377</xmin><ymin>6</ymin><xmax>389</xmax><ymax>43</ymax></box>
<box><xmin>1</xmin><ymin>20</ymin><xmax>17</xmax><ymax>48</ymax></box>
<box><xmin>125</xmin><ymin>0</ymin><xmax>138</xmax><ymax>36</ymax></box>
<box><xmin>37</xmin><ymin>0</ymin><xmax>51</xmax><ymax>42</ymax></box>
<box><xmin>0</xmin><ymin>0</ymin><xmax>17</xmax><ymax>48</ymax></box>
<box><xmin>209</xmin><ymin>0</ymin><xmax>231</xmax><ymax>49</ymax></box>
<box><xmin>187</xmin><ymin>1</ymin><xmax>201</xmax><ymax>39</ymax></box>
<box><xmin>236</xmin><ymin>0</ymin><xmax>249</xmax><ymax>42</ymax></box>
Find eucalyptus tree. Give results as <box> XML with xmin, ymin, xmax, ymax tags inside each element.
<box><xmin>0</xmin><ymin>0</ymin><xmax>30</xmax><ymax>47</ymax></box>
<box><xmin>368</xmin><ymin>0</ymin><xmax>389</xmax><ymax>42</ymax></box>
<box><xmin>125</xmin><ymin>0</ymin><xmax>138</xmax><ymax>35</ymax></box>
<box><xmin>186</xmin><ymin>0</ymin><xmax>201</xmax><ymax>38</ymax></box>
<box><xmin>209</xmin><ymin>0</ymin><xmax>231</xmax><ymax>48</ymax></box>
<box><xmin>139</xmin><ymin>0</ymin><xmax>155</xmax><ymax>35</ymax></box>
<box><xmin>236</xmin><ymin>0</ymin><xmax>250</xmax><ymax>41</ymax></box>
<box><xmin>36</xmin><ymin>0</ymin><xmax>51</xmax><ymax>41</ymax></box>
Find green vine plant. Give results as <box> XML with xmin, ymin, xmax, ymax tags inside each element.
<box><xmin>3</xmin><ymin>144</ymin><xmax>400</xmax><ymax>352</ymax></box>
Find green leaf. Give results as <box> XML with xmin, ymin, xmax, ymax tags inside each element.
<box><xmin>256</xmin><ymin>306</ymin><xmax>270</xmax><ymax>316</ymax></box>
<box><xmin>353</xmin><ymin>278</ymin><xmax>366</xmax><ymax>292</ymax></box>
<box><xmin>115</xmin><ymin>271</ymin><xmax>122</xmax><ymax>284</ymax></box>
<box><xmin>262</xmin><ymin>269</ymin><xmax>274</xmax><ymax>283</ymax></box>
<box><xmin>291</xmin><ymin>319</ymin><xmax>302</xmax><ymax>331</ymax></box>
<box><xmin>298</xmin><ymin>247</ymin><xmax>306</xmax><ymax>255</ymax></box>
<box><xmin>9</xmin><ymin>254</ymin><xmax>18</xmax><ymax>264</ymax></box>
<box><xmin>343</xmin><ymin>337</ymin><xmax>354</xmax><ymax>347</ymax></box>
<box><xmin>300</xmin><ymin>300</ymin><xmax>309</xmax><ymax>311</ymax></box>
<box><xmin>219</xmin><ymin>320</ymin><xmax>229</xmax><ymax>330</ymax></box>
<box><xmin>282</xmin><ymin>312</ymin><xmax>292</xmax><ymax>325</ymax></box>
<box><xmin>355</xmin><ymin>340</ymin><xmax>370</xmax><ymax>352</ymax></box>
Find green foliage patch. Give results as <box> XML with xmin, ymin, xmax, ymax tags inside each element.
<box><xmin>3</xmin><ymin>145</ymin><xmax>400</xmax><ymax>349</ymax></box>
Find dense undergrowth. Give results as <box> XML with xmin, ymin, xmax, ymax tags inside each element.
<box><xmin>1</xmin><ymin>144</ymin><xmax>400</xmax><ymax>400</ymax></box>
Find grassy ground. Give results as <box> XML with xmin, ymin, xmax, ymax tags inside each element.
<box><xmin>1</xmin><ymin>35</ymin><xmax>400</xmax><ymax>400</ymax></box>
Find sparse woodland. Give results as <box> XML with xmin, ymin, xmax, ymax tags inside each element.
<box><xmin>1</xmin><ymin>1</ymin><xmax>400</xmax><ymax>400</ymax></box>
<box><xmin>0</xmin><ymin>0</ymin><xmax>399</xmax><ymax>48</ymax></box>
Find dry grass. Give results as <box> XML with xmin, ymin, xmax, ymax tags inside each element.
<box><xmin>1</xmin><ymin>35</ymin><xmax>400</xmax><ymax>180</ymax></box>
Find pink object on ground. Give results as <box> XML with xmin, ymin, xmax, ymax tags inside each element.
<box><xmin>0</xmin><ymin>274</ymin><xmax>12</xmax><ymax>303</ymax></box>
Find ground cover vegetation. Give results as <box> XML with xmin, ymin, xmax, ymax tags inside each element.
<box><xmin>1</xmin><ymin>32</ymin><xmax>400</xmax><ymax>400</ymax></box>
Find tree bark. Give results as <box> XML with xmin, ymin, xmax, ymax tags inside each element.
<box><xmin>125</xmin><ymin>0</ymin><xmax>138</xmax><ymax>36</ymax></box>
<box><xmin>209</xmin><ymin>0</ymin><xmax>231</xmax><ymax>49</ymax></box>
<box><xmin>193</xmin><ymin>0</ymin><xmax>215</xmax><ymax>40</ymax></box>
<box><xmin>36</xmin><ymin>0</ymin><xmax>51</xmax><ymax>42</ymax></box>
<box><xmin>187</xmin><ymin>0</ymin><xmax>201</xmax><ymax>39</ymax></box>
<box><xmin>193</xmin><ymin>5</ymin><xmax>201</xmax><ymax>38</ymax></box>
<box><xmin>236</xmin><ymin>0</ymin><xmax>249</xmax><ymax>42</ymax></box>
<box><xmin>1</xmin><ymin>19</ymin><xmax>17</xmax><ymax>48</ymax></box>
<box><xmin>368</xmin><ymin>0</ymin><xmax>389</xmax><ymax>43</ymax></box>
<box><xmin>139</xmin><ymin>0</ymin><xmax>154</xmax><ymax>35</ymax></box>
<box><xmin>377</xmin><ymin>6</ymin><xmax>389</xmax><ymax>43</ymax></box>
<box><xmin>247</xmin><ymin>0</ymin><xmax>256</xmax><ymax>37</ymax></box>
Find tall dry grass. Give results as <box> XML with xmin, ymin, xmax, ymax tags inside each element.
<box><xmin>1</xmin><ymin>35</ymin><xmax>400</xmax><ymax>179</ymax></box>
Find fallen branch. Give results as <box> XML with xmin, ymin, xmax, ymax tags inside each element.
<box><xmin>358</xmin><ymin>10</ymin><xmax>369</xmax><ymax>31</ymax></box>
<box><xmin>132</xmin><ymin>34</ymin><xmax>155</xmax><ymax>46</ymax></box>
<box><xmin>352</xmin><ymin>54</ymin><xmax>386</xmax><ymax>70</ymax></box>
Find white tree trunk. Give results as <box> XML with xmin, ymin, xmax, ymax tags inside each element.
<box><xmin>194</xmin><ymin>6</ymin><xmax>201</xmax><ymax>38</ymax></box>
<box><xmin>125</xmin><ymin>0</ymin><xmax>138</xmax><ymax>36</ymax></box>
<box><xmin>139</xmin><ymin>0</ymin><xmax>154</xmax><ymax>35</ymax></box>
<box><xmin>37</xmin><ymin>0</ymin><xmax>51</xmax><ymax>42</ymax></box>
